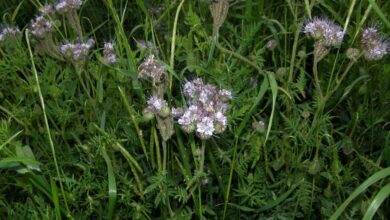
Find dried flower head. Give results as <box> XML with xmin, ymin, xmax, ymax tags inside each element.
<box><xmin>178</xmin><ymin>78</ymin><xmax>232</xmax><ymax>139</ymax></box>
<box><xmin>31</xmin><ymin>15</ymin><xmax>54</xmax><ymax>38</ymax></box>
<box><xmin>361</xmin><ymin>26</ymin><xmax>389</xmax><ymax>60</ymax></box>
<box><xmin>60</xmin><ymin>38</ymin><xmax>94</xmax><ymax>62</ymax></box>
<box><xmin>55</xmin><ymin>0</ymin><xmax>83</xmax><ymax>13</ymax></box>
<box><xmin>103</xmin><ymin>42</ymin><xmax>116</xmax><ymax>64</ymax></box>
<box><xmin>138</xmin><ymin>54</ymin><xmax>167</xmax><ymax>82</ymax></box>
<box><xmin>266</xmin><ymin>39</ymin><xmax>278</xmax><ymax>51</ymax></box>
<box><xmin>304</xmin><ymin>17</ymin><xmax>345</xmax><ymax>47</ymax></box>
<box><xmin>0</xmin><ymin>26</ymin><xmax>20</xmax><ymax>43</ymax></box>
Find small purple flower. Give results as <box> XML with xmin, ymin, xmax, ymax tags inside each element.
<box><xmin>196</xmin><ymin>117</ymin><xmax>215</xmax><ymax>139</ymax></box>
<box><xmin>103</xmin><ymin>42</ymin><xmax>116</xmax><ymax>64</ymax></box>
<box><xmin>60</xmin><ymin>38</ymin><xmax>94</xmax><ymax>61</ymax></box>
<box><xmin>177</xmin><ymin>78</ymin><xmax>232</xmax><ymax>139</ymax></box>
<box><xmin>304</xmin><ymin>17</ymin><xmax>345</xmax><ymax>47</ymax></box>
<box><xmin>138</xmin><ymin>54</ymin><xmax>167</xmax><ymax>82</ymax></box>
<box><xmin>31</xmin><ymin>15</ymin><xmax>54</xmax><ymax>38</ymax></box>
<box><xmin>171</xmin><ymin>107</ymin><xmax>184</xmax><ymax>118</ymax></box>
<box><xmin>0</xmin><ymin>26</ymin><xmax>20</xmax><ymax>43</ymax></box>
<box><xmin>147</xmin><ymin>96</ymin><xmax>167</xmax><ymax>112</ymax></box>
<box><xmin>39</xmin><ymin>4</ymin><xmax>55</xmax><ymax>15</ymax></box>
<box><xmin>361</xmin><ymin>26</ymin><xmax>389</xmax><ymax>60</ymax></box>
<box><xmin>55</xmin><ymin>0</ymin><xmax>83</xmax><ymax>13</ymax></box>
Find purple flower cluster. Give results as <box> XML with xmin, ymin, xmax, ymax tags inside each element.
<box><xmin>146</xmin><ymin>96</ymin><xmax>170</xmax><ymax>118</ymax></box>
<box><xmin>60</xmin><ymin>38</ymin><xmax>94</xmax><ymax>62</ymax></box>
<box><xmin>39</xmin><ymin>4</ymin><xmax>55</xmax><ymax>15</ymax></box>
<box><xmin>31</xmin><ymin>15</ymin><xmax>54</xmax><ymax>38</ymax></box>
<box><xmin>361</xmin><ymin>27</ymin><xmax>389</xmax><ymax>60</ymax></box>
<box><xmin>55</xmin><ymin>0</ymin><xmax>83</xmax><ymax>13</ymax></box>
<box><xmin>178</xmin><ymin>78</ymin><xmax>232</xmax><ymax>139</ymax></box>
<box><xmin>103</xmin><ymin>42</ymin><xmax>116</xmax><ymax>64</ymax></box>
<box><xmin>304</xmin><ymin>17</ymin><xmax>345</xmax><ymax>47</ymax></box>
<box><xmin>138</xmin><ymin>55</ymin><xmax>167</xmax><ymax>82</ymax></box>
<box><xmin>0</xmin><ymin>26</ymin><xmax>20</xmax><ymax>43</ymax></box>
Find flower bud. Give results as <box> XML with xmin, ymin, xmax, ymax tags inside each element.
<box><xmin>346</xmin><ymin>48</ymin><xmax>360</xmax><ymax>61</ymax></box>
<box><xmin>158</xmin><ymin>106</ymin><xmax>171</xmax><ymax>118</ymax></box>
<box><xmin>142</xmin><ymin>108</ymin><xmax>154</xmax><ymax>121</ymax></box>
<box><xmin>308</xmin><ymin>159</ymin><xmax>321</xmax><ymax>175</ymax></box>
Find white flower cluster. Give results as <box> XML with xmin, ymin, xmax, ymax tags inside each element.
<box><xmin>361</xmin><ymin>27</ymin><xmax>389</xmax><ymax>61</ymax></box>
<box><xmin>0</xmin><ymin>26</ymin><xmax>20</xmax><ymax>43</ymax></box>
<box><xmin>304</xmin><ymin>17</ymin><xmax>345</xmax><ymax>47</ymax></box>
<box><xmin>55</xmin><ymin>0</ymin><xmax>83</xmax><ymax>13</ymax></box>
<box><xmin>31</xmin><ymin>15</ymin><xmax>54</xmax><ymax>38</ymax></box>
<box><xmin>138</xmin><ymin>54</ymin><xmax>167</xmax><ymax>82</ymax></box>
<box><xmin>103</xmin><ymin>42</ymin><xmax>116</xmax><ymax>64</ymax></box>
<box><xmin>60</xmin><ymin>38</ymin><xmax>94</xmax><ymax>61</ymax></box>
<box><xmin>178</xmin><ymin>78</ymin><xmax>232</xmax><ymax>139</ymax></box>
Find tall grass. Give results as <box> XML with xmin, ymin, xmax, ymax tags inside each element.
<box><xmin>0</xmin><ymin>0</ymin><xmax>389</xmax><ymax>219</ymax></box>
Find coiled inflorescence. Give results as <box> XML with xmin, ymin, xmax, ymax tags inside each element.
<box><xmin>55</xmin><ymin>0</ymin><xmax>83</xmax><ymax>13</ymax></box>
<box><xmin>0</xmin><ymin>26</ymin><xmax>20</xmax><ymax>43</ymax></box>
<box><xmin>103</xmin><ymin>42</ymin><xmax>116</xmax><ymax>64</ymax></box>
<box><xmin>39</xmin><ymin>4</ymin><xmax>55</xmax><ymax>15</ymax></box>
<box><xmin>31</xmin><ymin>15</ymin><xmax>54</xmax><ymax>38</ymax></box>
<box><xmin>361</xmin><ymin>27</ymin><xmax>389</xmax><ymax>61</ymax></box>
<box><xmin>178</xmin><ymin>78</ymin><xmax>232</xmax><ymax>139</ymax></box>
<box><xmin>138</xmin><ymin>54</ymin><xmax>167</xmax><ymax>82</ymax></box>
<box><xmin>60</xmin><ymin>38</ymin><xmax>94</xmax><ymax>62</ymax></box>
<box><xmin>304</xmin><ymin>17</ymin><xmax>345</xmax><ymax>47</ymax></box>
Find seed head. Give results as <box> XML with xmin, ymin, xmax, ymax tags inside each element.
<box><xmin>304</xmin><ymin>17</ymin><xmax>345</xmax><ymax>47</ymax></box>
<box><xmin>361</xmin><ymin>27</ymin><xmax>388</xmax><ymax>61</ymax></box>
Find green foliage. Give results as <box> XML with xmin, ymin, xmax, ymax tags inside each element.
<box><xmin>1</xmin><ymin>0</ymin><xmax>390</xmax><ymax>219</ymax></box>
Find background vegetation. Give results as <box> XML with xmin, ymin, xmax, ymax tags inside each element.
<box><xmin>0</xmin><ymin>0</ymin><xmax>390</xmax><ymax>219</ymax></box>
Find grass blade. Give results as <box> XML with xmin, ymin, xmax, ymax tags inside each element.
<box><xmin>363</xmin><ymin>182</ymin><xmax>390</xmax><ymax>220</ymax></box>
<box><xmin>367</xmin><ymin>0</ymin><xmax>390</xmax><ymax>30</ymax></box>
<box><xmin>102</xmin><ymin>146</ymin><xmax>117</xmax><ymax>220</ymax></box>
<box><xmin>25</xmin><ymin>30</ymin><xmax>70</xmax><ymax>216</ymax></box>
<box><xmin>50</xmin><ymin>177</ymin><xmax>61</xmax><ymax>220</ymax></box>
<box><xmin>330</xmin><ymin>167</ymin><xmax>390</xmax><ymax>220</ymax></box>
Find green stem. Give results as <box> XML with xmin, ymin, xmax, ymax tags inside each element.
<box><xmin>216</xmin><ymin>41</ymin><xmax>264</xmax><ymax>76</ymax></box>
<box><xmin>162</xmin><ymin>141</ymin><xmax>167</xmax><ymax>171</ymax></box>
<box><xmin>26</xmin><ymin>30</ymin><xmax>71</xmax><ymax>217</ymax></box>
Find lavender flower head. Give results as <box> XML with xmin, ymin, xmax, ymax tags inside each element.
<box><xmin>103</xmin><ymin>42</ymin><xmax>116</xmax><ymax>64</ymax></box>
<box><xmin>178</xmin><ymin>78</ymin><xmax>232</xmax><ymax>139</ymax></box>
<box><xmin>39</xmin><ymin>4</ymin><xmax>55</xmax><ymax>15</ymax></box>
<box><xmin>361</xmin><ymin>27</ymin><xmax>389</xmax><ymax>60</ymax></box>
<box><xmin>55</xmin><ymin>0</ymin><xmax>83</xmax><ymax>13</ymax></box>
<box><xmin>60</xmin><ymin>38</ymin><xmax>94</xmax><ymax>62</ymax></box>
<box><xmin>0</xmin><ymin>26</ymin><xmax>20</xmax><ymax>43</ymax></box>
<box><xmin>31</xmin><ymin>15</ymin><xmax>54</xmax><ymax>38</ymax></box>
<box><xmin>304</xmin><ymin>17</ymin><xmax>345</xmax><ymax>47</ymax></box>
<box><xmin>147</xmin><ymin>96</ymin><xmax>168</xmax><ymax>112</ymax></box>
<box><xmin>138</xmin><ymin>54</ymin><xmax>167</xmax><ymax>82</ymax></box>
<box><xmin>144</xmin><ymin>96</ymin><xmax>171</xmax><ymax>119</ymax></box>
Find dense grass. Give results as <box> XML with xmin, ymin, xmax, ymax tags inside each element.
<box><xmin>1</xmin><ymin>0</ymin><xmax>390</xmax><ymax>219</ymax></box>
